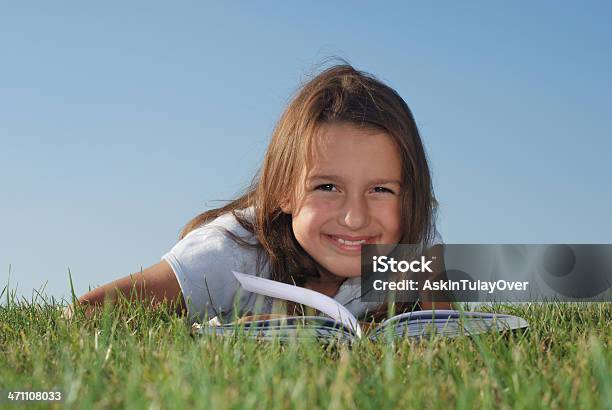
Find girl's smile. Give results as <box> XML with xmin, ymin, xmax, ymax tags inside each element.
<box><xmin>324</xmin><ymin>233</ymin><xmax>379</xmax><ymax>253</ymax></box>
<box><xmin>281</xmin><ymin>121</ymin><xmax>403</xmax><ymax>280</ymax></box>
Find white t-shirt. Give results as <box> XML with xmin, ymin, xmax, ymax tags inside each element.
<box><xmin>162</xmin><ymin>207</ymin><xmax>443</xmax><ymax>323</ymax></box>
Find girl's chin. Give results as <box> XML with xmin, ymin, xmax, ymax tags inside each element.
<box><xmin>332</xmin><ymin>267</ymin><xmax>361</xmax><ymax>277</ymax></box>
<box><xmin>327</xmin><ymin>267</ymin><xmax>362</xmax><ymax>279</ymax></box>
<box><xmin>316</xmin><ymin>263</ymin><xmax>360</xmax><ymax>280</ymax></box>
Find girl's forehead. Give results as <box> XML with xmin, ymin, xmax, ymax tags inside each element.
<box><xmin>306</xmin><ymin>123</ymin><xmax>400</xmax><ymax>166</ymax></box>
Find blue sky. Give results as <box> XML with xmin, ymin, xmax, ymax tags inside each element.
<box><xmin>1</xmin><ymin>2</ymin><xmax>611</xmax><ymax>303</ymax></box>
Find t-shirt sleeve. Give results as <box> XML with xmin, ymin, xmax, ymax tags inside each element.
<box><xmin>161</xmin><ymin>224</ymin><xmax>253</xmax><ymax>323</ymax></box>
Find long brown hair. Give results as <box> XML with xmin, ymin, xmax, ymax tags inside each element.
<box><xmin>179</xmin><ymin>59</ymin><xmax>438</xmax><ymax>293</ymax></box>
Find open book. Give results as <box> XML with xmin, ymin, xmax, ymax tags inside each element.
<box><xmin>191</xmin><ymin>271</ymin><xmax>529</xmax><ymax>342</ymax></box>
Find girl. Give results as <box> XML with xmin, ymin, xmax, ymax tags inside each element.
<box><xmin>65</xmin><ymin>62</ymin><xmax>452</xmax><ymax>322</ymax></box>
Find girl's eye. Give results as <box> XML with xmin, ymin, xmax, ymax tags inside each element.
<box><xmin>315</xmin><ymin>184</ymin><xmax>337</xmax><ymax>192</ymax></box>
<box><xmin>373</xmin><ymin>186</ymin><xmax>395</xmax><ymax>194</ymax></box>
<box><xmin>315</xmin><ymin>184</ymin><xmax>395</xmax><ymax>194</ymax></box>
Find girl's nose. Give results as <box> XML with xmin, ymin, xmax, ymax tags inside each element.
<box><xmin>339</xmin><ymin>195</ymin><xmax>370</xmax><ymax>230</ymax></box>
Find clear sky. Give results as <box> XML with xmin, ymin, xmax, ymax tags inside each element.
<box><xmin>1</xmin><ymin>2</ymin><xmax>611</xmax><ymax>303</ymax></box>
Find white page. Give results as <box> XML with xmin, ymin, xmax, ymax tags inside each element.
<box><xmin>232</xmin><ymin>271</ymin><xmax>362</xmax><ymax>338</ymax></box>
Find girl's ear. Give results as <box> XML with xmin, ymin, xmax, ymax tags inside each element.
<box><xmin>280</xmin><ymin>199</ymin><xmax>292</xmax><ymax>214</ymax></box>
<box><xmin>279</xmin><ymin>193</ymin><xmax>293</xmax><ymax>214</ymax></box>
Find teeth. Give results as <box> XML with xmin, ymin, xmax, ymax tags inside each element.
<box><xmin>333</xmin><ymin>236</ymin><xmax>367</xmax><ymax>245</ymax></box>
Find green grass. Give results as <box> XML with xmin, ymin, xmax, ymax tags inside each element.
<box><xmin>0</xmin><ymin>285</ymin><xmax>610</xmax><ymax>409</ymax></box>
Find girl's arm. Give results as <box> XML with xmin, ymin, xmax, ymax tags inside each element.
<box><xmin>64</xmin><ymin>260</ymin><xmax>186</xmax><ymax>318</ymax></box>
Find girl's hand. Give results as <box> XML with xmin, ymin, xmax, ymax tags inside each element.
<box><xmin>60</xmin><ymin>302</ymin><xmax>101</xmax><ymax>320</ymax></box>
<box><xmin>61</xmin><ymin>303</ymin><xmax>75</xmax><ymax>320</ymax></box>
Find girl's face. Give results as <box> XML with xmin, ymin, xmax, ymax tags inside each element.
<box><xmin>281</xmin><ymin>122</ymin><xmax>403</xmax><ymax>279</ymax></box>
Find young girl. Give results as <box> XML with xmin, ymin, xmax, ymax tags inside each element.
<box><xmin>65</xmin><ymin>63</ymin><xmax>451</xmax><ymax>322</ymax></box>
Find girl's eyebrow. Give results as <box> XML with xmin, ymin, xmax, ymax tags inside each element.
<box><xmin>308</xmin><ymin>174</ymin><xmax>402</xmax><ymax>186</ymax></box>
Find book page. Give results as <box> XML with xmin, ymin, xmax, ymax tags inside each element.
<box><xmin>232</xmin><ymin>271</ymin><xmax>362</xmax><ymax>338</ymax></box>
<box><xmin>376</xmin><ymin>309</ymin><xmax>529</xmax><ymax>338</ymax></box>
